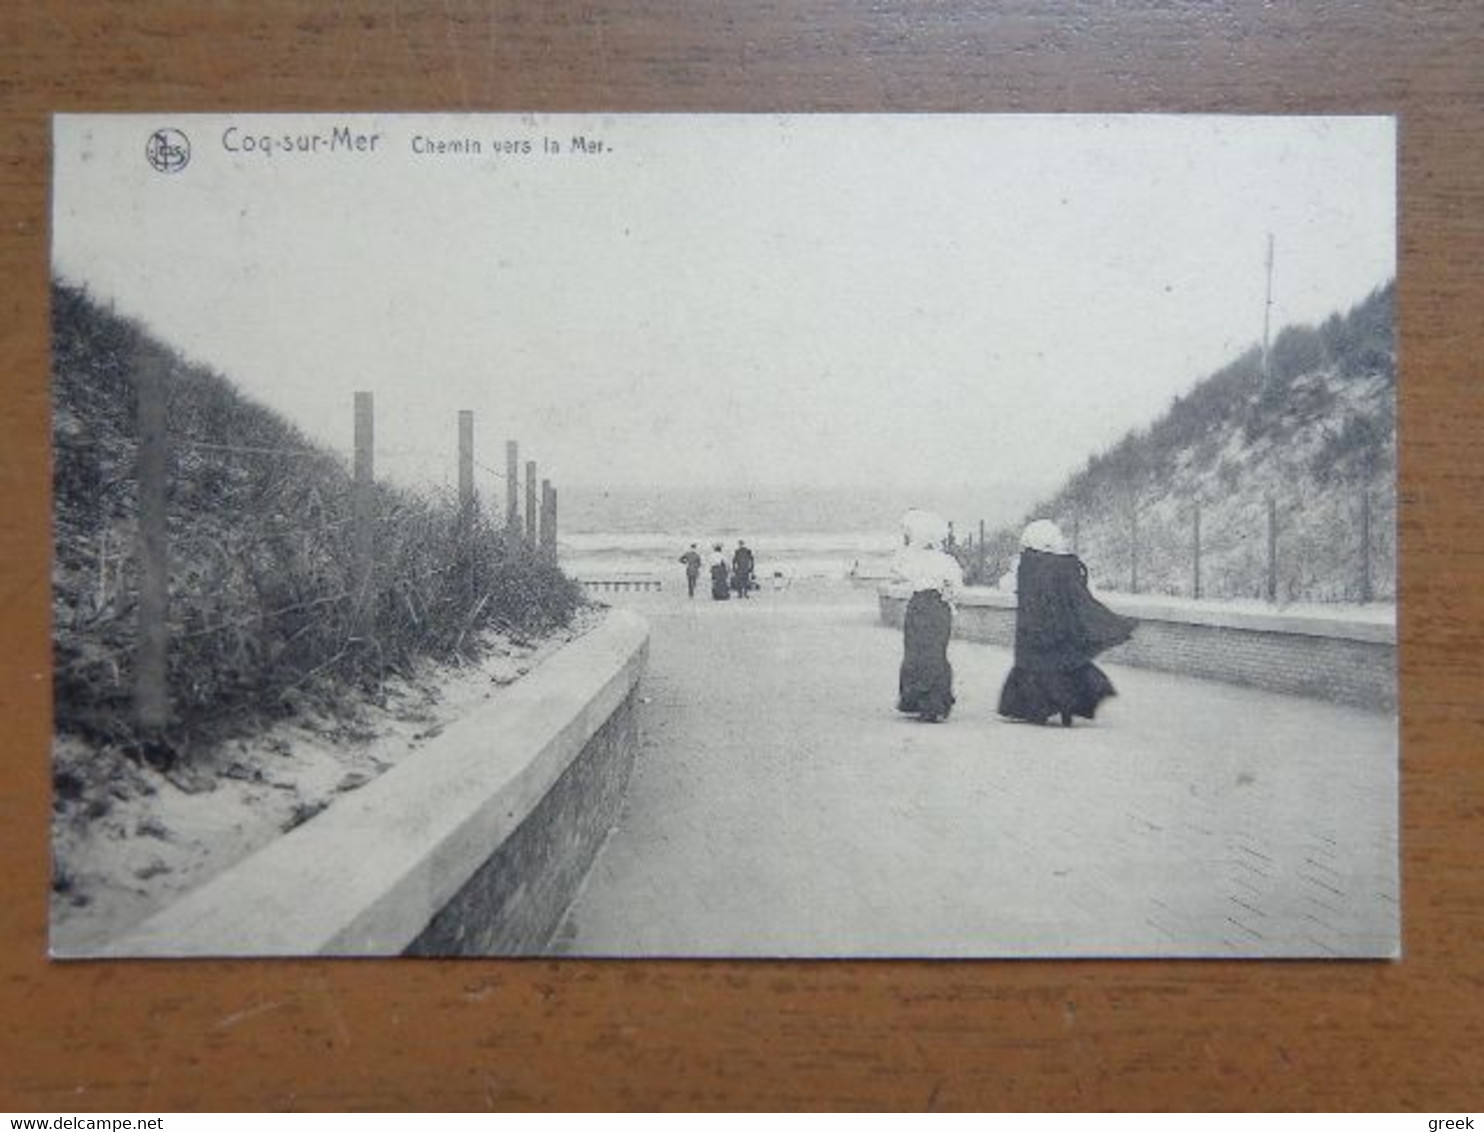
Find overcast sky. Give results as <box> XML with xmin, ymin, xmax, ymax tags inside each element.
<box><xmin>52</xmin><ymin>114</ymin><xmax>1395</xmax><ymax>502</ymax></box>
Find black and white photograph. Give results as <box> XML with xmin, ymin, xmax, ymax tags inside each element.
<box><xmin>48</xmin><ymin>113</ymin><xmax>1397</xmax><ymax>958</ymax></box>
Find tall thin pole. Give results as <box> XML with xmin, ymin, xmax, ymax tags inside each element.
<box><xmin>540</xmin><ymin>479</ymin><xmax>556</xmax><ymax>558</ymax></box>
<box><xmin>1359</xmin><ymin>486</ymin><xmax>1373</xmax><ymax>603</ymax></box>
<box><xmin>1262</xmin><ymin>232</ymin><xmax>1275</xmax><ymax>382</ymax></box>
<box><xmin>1192</xmin><ymin>502</ymin><xmax>1202</xmax><ymax>600</ymax></box>
<box><xmin>135</xmin><ymin>345</ymin><xmax>170</xmax><ymax>733</ymax></box>
<box><xmin>1129</xmin><ymin>498</ymin><xmax>1139</xmax><ymax>594</ymax></box>
<box><xmin>525</xmin><ymin>460</ymin><xmax>538</xmax><ymax>545</ymax></box>
<box><xmin>505</xmin><ymin>440</ymin><xmax>519</xmax><ymax>531</ymax></box>
<box><xmin>978</xmin><ymin>519</ymin><xmax>986</xmax><ymax>583</ymax></box>
<box><xmin>1266</xmin><ymin>495</ymin><xmax>1278</xmax><ymax>604</ymax></box>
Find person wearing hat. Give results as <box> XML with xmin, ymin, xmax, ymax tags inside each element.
<box><xmin>678</xmin><ymin>543</ymin><xmax>703</xmax><ymax>598</ymax></box>
<box><xmin>891</xmin><ymin>509</ymin><xmax>964</xmax><ymax>723</ymax></box>
<box><xmin>998</xmin><ymin>519</ymin><xmax>1136</xmax><ymax>726</ymax></box>
<box><xmin>731</xmin><ymin>539</ymin><xmax>755</xmax><ymax>599</ymax></box>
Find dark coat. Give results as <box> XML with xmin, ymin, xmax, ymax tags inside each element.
<box><xmin>898</xmin><ymin>590</ymin><xmax>954</xmax><ymax>720</ymax></box>
<box><xmin>1013</xmin><ymin>549</ymin><xmax>1135</xmax><ymax>670</ymax></box>
<box><xmin>998</xmin><ymin>550</ymin><xmax>1135</xmax><ymax>724</ymax></box>
<box><xmin>710</xmin><ymin>560</ymin><xmax>730</xmax><ymax>600</ymax></box>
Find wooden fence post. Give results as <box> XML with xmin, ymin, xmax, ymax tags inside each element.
<box><xmin>1129</xmin><ymin>498</ymin><xmax>1140</xmax><ymax>594</ymax></box>
<box><xmin>1192</xmin><ymin>501</ymin><xmax>1202</xmax><ymax>600</ymax></box>
<box><xmin>540</xmin><ymin>479</ymin><xmax>557</xmax><ymax>558</ymax></box>
<box><xmin>978</xmin><ymin>519</ymin><xmax>986</xmax><ymax>583</ymax></box>
<box><xmin>525</xmin><ymin>460</ymin><xmax>538</xmax><ymax>545</ymax></box>
<box><xmin>506</xmin><ymin>440</ymin><xmax>519</xmax><ymax>532</ymax></box>
<box><xmin>353</xmin><ymin>393</ymin><xmax>375</xmax><ymax>603</ymax></box>
<box><xmin>457</xmin><ymin>410</ymin><xmax>474</xmax><ymax>512</ymax></box>
<box><xmin>1359</xmin><ymin>485</ymin><xmax>1373</xmax><ymax>603</ymax></box>
<box><xmin>135</xmin><ymin>344</ymin><xmax>170</xmax><ymax>733</ymax></box>
<box><xmin>1266</xmin><ymin>495</ymin><xmax>1278</xmax><ymax>603</ymax></box>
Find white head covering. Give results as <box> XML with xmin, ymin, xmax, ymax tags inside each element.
<box><xmin>893</xmin><ymin>510</ymin><xmax>963</xmax><ymax>595</ymax></box>
<box><xmin>1021</xmin><ymin>519</ymin><xmax>1070</xmax><ymax>555</ymax></box>
<box><xmin>901</xmin><ymin>509</ymin><xmax>949</xmax><ymax>550</ymax></box>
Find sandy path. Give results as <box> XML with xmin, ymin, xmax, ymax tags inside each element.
<box><xmin>552</xmin><ymin>583</ymin><xmax>1397</xmax><ymax>957</ymax></box>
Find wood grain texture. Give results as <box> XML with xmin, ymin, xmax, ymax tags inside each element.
<box><xmin>2</xmin><ymin>1</ymin><xmax>1480</xmax><ymax>1112</ymax></box>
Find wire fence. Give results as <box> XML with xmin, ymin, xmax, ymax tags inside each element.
<box><xmin>53</xmin><ymin>350</ymin><xmax>575</xmax><ymax>755</ymax></box>
<box><xmin>946</xmin><ymin>480</ymin><xmax>1395</xmax><ymax>605</ymax></box>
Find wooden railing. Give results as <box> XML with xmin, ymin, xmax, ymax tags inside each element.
<box><xmin>578</xmin><ymin>576</ymin><xmax>664</xmax><ymax>593</ymax></box>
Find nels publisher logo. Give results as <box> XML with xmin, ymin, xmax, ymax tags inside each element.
<box><xmin>145</xmin><ymin>128</ymin><xmax>190</xmax><ymax>173</ymax></box>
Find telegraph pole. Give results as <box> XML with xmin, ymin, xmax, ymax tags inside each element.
<box><xmin>1261</xmin><ymin>233</ymin><xmax>1275</xmax><ymax>382</ymax></box>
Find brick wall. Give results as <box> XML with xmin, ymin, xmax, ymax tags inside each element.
<box><xmin>407</xmin><ymin>687</ymin><xmax>638</xmax><ymax>955</ymax></box>
<box><xmin>879</xmin><ymin>587</ymin><xmax>1395</xmax><ymax>712</ymax></box>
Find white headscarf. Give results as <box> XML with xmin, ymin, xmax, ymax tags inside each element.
<box><xmin>894</xmin><ymin>510</ymin><xmax>962</xmax><ymax>595</ymax></box>
<box><xmin>902</xmin><ymin>508</ymin><xmax>949</xmax><ymax>550</ymax></box>
<box><xmin>1020</xmin><ymin>519</ymin><xmax>1070</xmax><ymax>555</ymax></box>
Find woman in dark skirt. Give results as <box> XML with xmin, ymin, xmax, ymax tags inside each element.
<box><xmin>709</xmin><ymin>543</ymin><xmax>731</xmax><ymax>600</ymax></box>
<box><xmin>998</xmin><ymin>519</ymin><xmax>1136</xmax><ymax>726</ymax></box>
<box><xmin>892</xmin><ymin>510</ymin><xmax>964</xmax><ymax>723</ymax></box>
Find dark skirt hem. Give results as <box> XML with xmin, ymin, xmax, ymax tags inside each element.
<box><xmin>997</xmin><ymin>663</ymin><xmax>1117</xmax><ymax>724</ymax></box>
<box><xmin>899</xmin><ymin>591</ymin><xmax>954</xmax><ymax>720</ymax></box>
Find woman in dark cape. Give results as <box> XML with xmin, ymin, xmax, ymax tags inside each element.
<box><xmin>998</xmin><ymin>519</ymin><xmax>1136</xmax><ymax>726</ymax></box>
<box><xmin>893</xmin><ymin>510</ymin><xmax>964</xmax><ymax>723</ymax></box>
<box><xmin>709</xmin><ymin>544</ymin><xmax>731</xmax><ymax>600</ymax></box>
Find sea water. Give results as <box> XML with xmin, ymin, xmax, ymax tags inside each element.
<box><xmin>556</xmin><ymin>483</ymin><xmax>1030</xmax><ymax>582</ymax></box>
<box><xmin>560</xmin><ymin>529</ymin><xmax>901</xmax><ymax>582</ymax></box>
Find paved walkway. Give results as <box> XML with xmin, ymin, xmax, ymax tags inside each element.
<box><xmin>552</xmin><ymin>584</ymin><xmax>1398</xmax><ymax>958</ymax></box>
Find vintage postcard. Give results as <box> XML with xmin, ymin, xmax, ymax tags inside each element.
<box><xmin>49</xmin><ymin>113</ymin><xmax>1397</xmax><ymax>958</ymax></box>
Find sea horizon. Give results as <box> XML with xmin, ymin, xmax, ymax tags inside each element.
<box><xmin>556</xmin><ymin>481</ymin><xmax>1039</xmax><ymax>579</ymax></box>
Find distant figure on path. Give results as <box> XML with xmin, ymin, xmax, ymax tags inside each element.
<box><xmin>732</xmin><ymin>540</ymin><xmax>755</xmax><ymax>599</ymax></box>
<box><xmin>892</xmin><ymin>509</ymin><xmax>964</xmax><ymax>723</ymax></box>
<box><xmin>998</xmin><ymin>519</ymin><xmax>1136</xmax><ymax>727</ymax></box>
<box><xmin>709</xmin><ymin>543</ymin><xmax>731</xmax><ymax>600</ymax></box>
<box><xmin>997</xmin><ymin>554</ymin><xmax>1020</xmax><ymax>593</ymax></box>
<box><xmin>679</xmin><ymin>544</ymin><xmax>703</xmax><ymax>598</ymax></box>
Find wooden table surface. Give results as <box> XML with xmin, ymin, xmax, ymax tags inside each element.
<box><xmin>2</xmin><ymin>2</ymin><xmax>1480</xmax><ymax>1112</ymax></box>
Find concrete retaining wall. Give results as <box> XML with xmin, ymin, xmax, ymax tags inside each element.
<box><xmin>879</xmin><ymin>586</ymin><xmax>1395</xmax><ymax>712</ymax></box>
<box><xmin>100</xmin><ymin>609</ymin><xmax>650</xmax><ymax>957</ymax></box>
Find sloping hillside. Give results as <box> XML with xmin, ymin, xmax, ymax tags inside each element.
<box><xmin>997</xmin><ymin>282</ymin><xmax>1395</xmax><ymax>603</ymax></box>
<box><xmin>51</xmin><ymin>281</ymin><xmax>581</xmax><ymax>762</ymax></box>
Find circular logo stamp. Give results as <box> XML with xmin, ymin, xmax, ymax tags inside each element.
<box><xmin>145</xmin><ymin>129</ymin><xmax>191</xmax><ymax>174</ymax></box>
